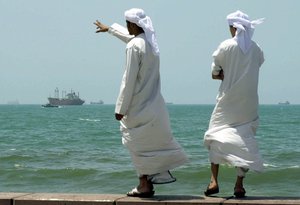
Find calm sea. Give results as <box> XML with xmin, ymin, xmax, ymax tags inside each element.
<box><xmin>0</xmin><ymin>104</ymin><xmax>299</xmax><ymax>197</ymax></box>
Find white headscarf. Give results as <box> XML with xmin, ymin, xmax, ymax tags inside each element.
<box><xmin>124</xmin><ymin>8</ymin><xmax>160</xmax><ymax>56</ymax></box>
<box><xmin>227</xmin><ymin>10</ymin><xmax>264</xmax><ymax>54</ymax></box>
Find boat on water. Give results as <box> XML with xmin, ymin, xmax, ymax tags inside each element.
<box><xmin>42</xmin><ymin>103</ymin><xmax>59</xmax><ymax>108</ymax></box>
<box><xmin>47</xmin><ymin>88</ymin><xmax>85</xmax><ymax>106</ymax></box>
<box><xmin>90</xmin><ymin>100</ymin><xmax>104</xmax><ymax>105</ymax></box>
<box><xmin>278</xmin><ymin>101</ymin><xmax>290</xmax><ymax>105</ymax></box>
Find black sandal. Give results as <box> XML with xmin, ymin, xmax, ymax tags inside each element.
<box><xmin>204</xmin><ymin>185</ymin><xmax>219</xmax><ymax>196</ymax></box>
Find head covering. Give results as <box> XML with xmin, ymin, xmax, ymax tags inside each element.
<box><xmin>227</xmin><ymin>10</ymin><xmax>264</xmax><ymax>54</ymax></box>
<box><xmin>124</xmin><ymin>8</ymin><xmax>159</xmax><ymax>55</ymax></box>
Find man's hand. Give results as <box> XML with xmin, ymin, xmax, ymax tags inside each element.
<box><xmin>212</xmin><ymin>70</ymin><xmax>224</xmax><ymax>80</ymax></box>
<box><xmin>115</xmin><ymin>113</ymin><xmax>124</xmax><ymax>121</ymax></box>
<box><xmin>94</xmin><ymin>20</ymin><xmax>109</xmax><ymax>33</ymax></box>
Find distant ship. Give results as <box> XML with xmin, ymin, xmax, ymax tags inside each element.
<box><xmin>90</xmin><ymin>100</ymin><xmax>104</xmax><ymax>105</ymax></box>
<box><xmin>47</xmin><ymin>88</ymin><xmax>84</xmax><ymax>106</ymax></box>
<box><xmin>278</xmin><ymin>101</ymin><xmax>290</xmax><ymax>105</ymax></box>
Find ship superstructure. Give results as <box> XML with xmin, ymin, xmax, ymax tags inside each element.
<box><xmin>48</xmin><ymin>88</ymin><xmax>84</xmax><ymax>105</ymax></box>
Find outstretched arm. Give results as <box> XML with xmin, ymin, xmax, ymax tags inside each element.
<box><xmin>94</xmin><ymin>20</ymin><xmax>133</xmax><ymax>43</ymax></box>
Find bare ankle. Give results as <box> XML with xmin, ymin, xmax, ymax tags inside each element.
<box><xmin>138</xmin><ymin>175</ymin><xmax>153</xmax><ymax>191</ymax></box>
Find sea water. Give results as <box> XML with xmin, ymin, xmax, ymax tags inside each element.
<box><xmin>0</xmin><ymin>104</ymin><xmax>299</xmax><ymax>197</ymax></box>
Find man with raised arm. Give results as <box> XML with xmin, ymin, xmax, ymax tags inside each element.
<box><xmin>94</xmin><ymin>8</ymin><xmax>188</xmax><ymax>198</ymax></box>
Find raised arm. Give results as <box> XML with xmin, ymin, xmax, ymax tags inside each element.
<box><xmin>94</xmin><ymin>20</ymin><xmax>133</xmax><ymax>43</ymax></box>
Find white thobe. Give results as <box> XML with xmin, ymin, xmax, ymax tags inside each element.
<box><xmin>204</xmin><ymin>38</ymin><xmax>264</xmax><ymax>172</ymax></box>
<box><xmin>108</xmin><ymin>26</ymin><xmax>188</xmax><ymax>181</ymax></box>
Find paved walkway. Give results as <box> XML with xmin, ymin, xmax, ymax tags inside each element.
<box><xmin>1</xmin><ymin>192</ymin><xmax>300</xmax><ymax>205</ymax></box>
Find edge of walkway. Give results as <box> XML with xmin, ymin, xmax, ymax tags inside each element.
<box><xmin>1</xmin><ymin>192</ymin><xmax>300</xmax><ymax>205</ymax></box>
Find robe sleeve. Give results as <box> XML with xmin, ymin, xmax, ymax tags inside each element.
<box><xmin>259</xmin><ymin>49</ymin><xmax>265</xmax><ymax>67</ymax></box>
<box><xmin>108</xmin><ymin>24</ymin><xmax>134</xmax><ymax>43</ymax></box>
<box><xmin>115</xmin><ymin>44</ymin><xmax>140</xmax><ymax>115</ymax></box>
<box><xmin>211</xmin><ymin>44</ymin><xmax>225</xmax><ymax>75</ymax></box>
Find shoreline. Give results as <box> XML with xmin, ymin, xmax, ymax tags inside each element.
<box><xmin>1</xmin><ymin>192</ymin><xmax>300</xmax><ymax>205</ymax></box>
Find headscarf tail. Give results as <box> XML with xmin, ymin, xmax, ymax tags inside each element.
<box><xmin>227</xmin><ymin>10</ymin><xmax>264</xmax><ymax>54</ymax></box>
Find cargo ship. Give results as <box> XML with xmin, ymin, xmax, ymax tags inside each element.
<box><xmin>47</xmin><ymin>88</ymin><xmax>84</xmax><ymax>106</ymax></box>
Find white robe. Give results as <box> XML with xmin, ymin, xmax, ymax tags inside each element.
<box><xmin>108</xmin><ymin>25</ymin><xmax>188</xmax><ymax>181</ymax></box>
<box><xmin>204</xmin><ymin>38</ymin><xmax>264</xmax><ymax>172</ymax></box>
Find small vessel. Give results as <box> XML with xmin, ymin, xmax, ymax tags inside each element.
<box><xmin>278</xmin><ymin>101</ymin><xmax>290</xmax><ymax>105</ymax></box>
<box><xmin>90</xmin><ymin>100</ymin><xmax>104</xmax><ymax>105</ymax></box>
<box><xmin>42</xmin><ymin>103</ymin><xmax>59</xmax><ymax>108</ymax></box>
<box><xmin>47</xmin><ymin>88</ymin><xmax>84</xmax><ymax>106</ymax></box>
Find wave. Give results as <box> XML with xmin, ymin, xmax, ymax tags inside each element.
<box><xmin>263</xmin><ymin>163</ymin><xmax>278</xmax><ymax>168</ymax></box>
<box><xmin>78</xmin><ymin>118</ymin><xmax>101</xmax><ymax>122</ymax></box>
<box><xmin>263</xmin><ymin>163</ymin><xmax>300</xmax><ymax>170</ymax></box>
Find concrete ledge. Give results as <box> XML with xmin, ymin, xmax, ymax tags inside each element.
<box><xmin>0</xmin><ymin>193</ymin><xmax>299</xmax><ymax>205</ymax></box>
<box><xmin>116</xmin><ymin>195</ymin><xmax>224</xmax><ymax>205</ymax></box>
<box><xmin>12</xmin><ymin>193</ymin><xmax>125</xmax><ymax>205</ymax></box>
<box><xmin>224</xmin><ymin>196</ymin><xmax>300</xmax><ymax>205</ymax></box>
<box><xmin>0</xmin><ymin>193</ymin><xmax>31</xmax><ymax>205</ymax></box>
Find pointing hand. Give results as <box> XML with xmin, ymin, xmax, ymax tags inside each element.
<box><xmin>94</xmin><ymin>20</ymin><xmax>109</xmax><ymax>33</ymax></box>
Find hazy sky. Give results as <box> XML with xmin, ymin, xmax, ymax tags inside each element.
<box><xmin>1</xmin><ymin>0</ymin><xmax>299</xmax><ymax>104</ymax></box>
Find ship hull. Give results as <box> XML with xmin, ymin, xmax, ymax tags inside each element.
<box><xmin>48</xmin><ymin>98</ymin><xmax>84</xmax><ymax>105</ymax></box>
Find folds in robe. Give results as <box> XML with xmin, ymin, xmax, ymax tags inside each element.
<box><xmin>204</xmin><ymin>38</ymin><xmax>264</xmax><ymax>172</ymax></box>
<box><xmin>109</xmin><ymin>24</ymin><xmax>188</xmax><ymax>179</ymax></box>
